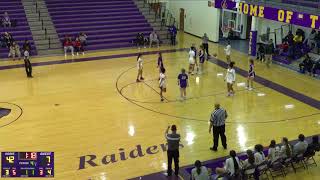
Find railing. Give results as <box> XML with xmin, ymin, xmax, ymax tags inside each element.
<box><xmin>140</xmin><ymin>0</ymin><xmax>176</xmax><ymax>40</ymax></box>
<box><xmin>32</xmin><ymin>0</ymin><xmax>50</xmax><ymax>49</ymax></box>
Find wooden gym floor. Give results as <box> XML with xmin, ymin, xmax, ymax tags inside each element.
<box><xmin>0</xmin><ymin>33</ymin><xmax>319</xmax><ymax>180</ymax></box>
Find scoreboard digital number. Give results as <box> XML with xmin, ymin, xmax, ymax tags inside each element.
<box><xmin>1</xmin><ymin>152</ymin><xmax>54</xmax><ymax>177</ymax></box>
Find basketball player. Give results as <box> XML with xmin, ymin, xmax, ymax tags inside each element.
<box><xmin>198</xmin><ymin>45</ymin><xmax>205</xmax><ymax>74</ymax></box>
<box><xmin>178</xmin><ymin>68</ymin><xmax>188</xmax><ymax>100</ymax></box>
<box><xmin>225</xmin><ymin>62</ymin><xmax>236</xmax><ymax>96</ymax></box>
<box><xmin>191</xmin><ymin>44</ymin><xmax>198</xmax><ymax>73</ymax></box>
<box><xmin>224</xmin><ymin>41</ymin><xmax>231</xmax><ymax>64</ymax></box>
<box><xmin>157</xmin><ymin>52</ymin><xmax>164</xmax><ymax>71</ymax></box>
<box><xmin>188</xmin><ymin>47</ymin><xmax>196</xmax><ymax>75</ymax></box>
<box><xmin>246</xmin><ymin>59</ymin><xmax>255</xmax><ymax>90</ymax></box>
<box><xmin>159</xmin><ymin>67</ymin><xmax>166</xmax><ymax>102</ymax></box>
<box><xmin>23</xmin><ymin>50</ymin><xmax>32</xmax><ymax>78</ymax></box>
<box><xmin>136</xmin><ymin>54</ymin><xmax>144</xmax><ymax>82</ymax></box>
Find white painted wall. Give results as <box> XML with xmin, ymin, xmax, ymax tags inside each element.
<box><xmin>167</xmin><ymin>0</ymin><xmax>220</xmax><ymax>42</ymax></box>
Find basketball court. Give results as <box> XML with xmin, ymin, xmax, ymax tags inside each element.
<box><xmin>0</xmin><ymin>33</ymin><xmax>319</xmax><ymax>179</ymax></box>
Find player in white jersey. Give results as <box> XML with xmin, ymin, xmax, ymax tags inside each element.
<box><xmin>136</xmin><ymin>54</ymin><xmax>144</xmax><ymax>82</ymax></box>
<box><xmin>225</xmin><ymin>62</ymin><xmax>236</xmax><ymax>96</ymax></box>
<box><xmin>159</xmin><ymin>67</ymin><xmax>166</xmax><ymax>101</ymax></box>
<box><xmin>188</xmin><ymin>47</ymin><xmax>196</xmax><ymax>75</ymax></box>
<box><xmin>224</xmin><ymin>41</ymin><xmax>231</xmax><ymax>64</ymax></box>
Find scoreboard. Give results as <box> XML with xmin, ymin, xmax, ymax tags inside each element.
<box><xmin>1</xmin><ymin>152</ymin><xmax>54</xmax><ymax>177</ymax></box>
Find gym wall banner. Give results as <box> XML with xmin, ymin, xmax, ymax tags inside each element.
<box><xmin>212</xmin><ymin>0</ymin><xmax>320</xmax><ymax>29</ymax></box>
<box><xmin>249</xmin><ymin>31</ymin><xmax>257</xmax><ymax>56</ymax></box>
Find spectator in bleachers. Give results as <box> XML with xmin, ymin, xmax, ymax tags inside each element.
<box><xmin>304</xmin><ymin>29</ymin><xmax>316</xmax><ymax>49</ymax></box>
<box><xmin>23</xmin><ymin>40</ymin><xmax>31</xmax><ymax>53</ymax></box>
<box><xmin>267</xmin><ymin>140</ymin><xmax>279</xmax><ymax>163</ymax></box>
<box><xmin>4</xmin><ymin>32</ymin><xmax>13</xmax><ymax>48</ymax></box>
<box><xmin>8</xmin><ymin>42</ymin><xmax>21</xmax><ymax>60</ymax></box>
<box><xmin>284</xmin><ymin>31</ymin><xmax>294</xmax><ymax>58</ymax></box>
<box><xmin>191</xmin><ymin>160</ymin><xmax>209</xmax><ymax>180</ymax></box>
<box><xmin>215</xmin><ymin>150</ymin><xmax>241</xmax><ymax>177</ymax></box>
<box><xmin>279</xmin><ymin>137</ymin><xmax>293</xmax><ymax>159</ymax></box>
<box><xmin>149</xmin><ymin>31</ymin><xmax>159</xmax><ymax>48</ymax></box>
<box><xmin>63</xmin><ymin>36</ymin><xmax>74</xmax><ymax>56</ymax></box>
<box><xmin>74</xmin><ymin>37</ymin><xmax>84</xmax><ymax>56</ymax></box>
<box><xmin>304</xmin><ymin>135</ymin><xmax>320</xmax><ymax>157</ymax></box>
<box><xmin>299</xmin><ymin>54</ymin><xmax>313</xmax><ymax>75</ymax></box>
<box><xmin>312</xmin><ymin>60</ymin><xmax>320</xmax><ymax>76</ymax></box>
<box><xmin>315</xmin><ymin>31</ymin><xmax>320</xmax><ymax>54</ymax></box>
<box><xmin>79</xmin><ymin>32</ymin><xmax>87</xmax><ymax>46</ymax></box>
<box><xmin>2</xmin><ymin>12</ymin><xmax>11</xmax><ymax>27</ymax></box>
<box><xmin>169</xmin><ymin>25</ymin><xmax>177</xmax><ymax>46</ymax></box>
<box><xmin>136</xmin><ymin>33</ymin><xmax>145</xmax><ymax>49</ymax></box>
<box><xmin>254</xmin><ymin>144</ymin><xmax>265</xmax><ymax>165</ymax></box>
<box><xmin>293</xmin><ymin>134</ymin><xmax>308</xmax><ymax>156</ymax></box>
<box><xmin>283</xmin><ymin>31</ymin><xmax>294</xmax><ymax>46</ymax></box>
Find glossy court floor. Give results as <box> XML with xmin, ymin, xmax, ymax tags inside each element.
<box><xmin>0</xmin><ymin>33</ymin><xmax>319</xmax><ymax>180</ymax></box>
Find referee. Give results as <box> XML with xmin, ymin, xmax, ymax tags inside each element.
<box><xmin>165</xmin><ymin>125</ymin><xmax>180</xmax><ymax>176</ymax></box>
<box><xmin>209</xmin><ymin>103</ymin><xmax>228</xmax><ymax>151</ymax></box>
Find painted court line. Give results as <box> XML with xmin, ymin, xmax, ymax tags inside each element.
<box><xmin>0</xmin><ymin>48</ymin><xmax>187</xmax><ymax>70</ymax></box>
<box><xmin>208</xmin><ymin>58</ymin><xmax>320</xmax><ymax>110</ymax></box>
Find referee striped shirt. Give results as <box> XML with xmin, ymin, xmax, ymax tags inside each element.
<box><xmin>210</xmin><ymin>108</ymin><xmax>228</xmax><ymax>126</ymax></box>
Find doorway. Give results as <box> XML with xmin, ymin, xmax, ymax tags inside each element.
<box><xmin>179</xmin><ymin>8</ymin><xmax>185</xmax><ymax>31</ymax></box>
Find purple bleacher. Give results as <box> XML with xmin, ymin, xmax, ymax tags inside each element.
<box><xmin>0</xmin><ymin>0</ymin><xmax>37</xmax><ymax>59</ymax></box>
<box><xmin>45</xmin><ymin>0</ymin><xmax>154</xmax><ymax>52</ymax></box>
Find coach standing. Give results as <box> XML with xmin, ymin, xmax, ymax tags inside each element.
<box><xmin>209</xmin><ymin>103</ymin><xmax>228</xmax><ymax>151</ymax></box>
<box><xmin>165</xmin><ymin>125</ymin><xmax>180</xmax><ymax>176</ymax></box>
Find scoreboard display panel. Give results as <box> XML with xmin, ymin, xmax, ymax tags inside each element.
<box><xmin>1</xmin><ymin>152</ymin><xmax>54</xmax><ymax>177</ymax></box>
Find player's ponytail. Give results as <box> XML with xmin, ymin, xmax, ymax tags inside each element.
<box><xmin>137</xmin><ymin>53</ymin><xmax>142</xmax><ymax>61</ymax></box>
<box><xmin>194</xmin><ymin>160</ymin><xmax>202</xmax><ymax>175</ymax></box>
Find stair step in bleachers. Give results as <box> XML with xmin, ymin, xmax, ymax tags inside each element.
<box><xmin>45</xmin><ymin>0</ymin><xmax>154</xmax><ymax>52</ymax></box>
<box><xmin>0</xmin><ymin>0</ymin><xmax>37</xmax><ymax>59</ymax></box>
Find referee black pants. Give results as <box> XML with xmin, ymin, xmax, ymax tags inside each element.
<box><xmin>167</xmin><ymin>150</ymin><xmax>179</xmax><ymax>176</ymax></box>
<box><xmin>202</xmin><ymin>43</ymin><xmax>210</xmax><ymax>56</ymax></box>
<box><xmin>212</xmin><ymin>125</ymin><xmax>227</xmax><ymax>149</ymax></box>
<box><xmin>24</xmin><ymin>59</ymin><xmax>32</xmax><ymax>77</ymax></box>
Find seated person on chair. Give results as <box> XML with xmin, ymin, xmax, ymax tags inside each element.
<box><xmin>63</xmin><ymin>36</ymin><xmax>74</xmax><ymax>56</ymax></box>
<box><xmin>79</xmin><ymin>32</ymin><xmax>87</xmax><ymax>46</ymax></box>
<box><xmin>254</xmin><ymin>144</ymin><xmax>266</xmax><ymax>165</ymax></box>
<box><xmin>293</xmin><ymin>134</ymin><xmax>308</xmax><ymax>156</ymax></box>
<box><xmin>312</xmin><ymin>60</ymin><xmax>320</xmax><ymax>76</ymax></box>
<box><xmin>299</xmin><ymin>54</ymin><xmax>313</xmax><ymax>74</ymax></box>
<box><xmin>8</xmin><ymin>42</ymin><xmax>21</xmax><ymax>60</ymax></box>
<box><xmin>149</xmin><ymin>31</ymin><xmax>159</xmax><ymax>48</ymax></box>
<box><xmin>304</xmin><ymin>135</ymin><xmax>320</xmax><ymax>157</ymax></box>
<box><xmin>135</xmin><ymin>33</ymin><xmax>144</xmax><ymax>49</ymax></box>
<box><xmin>279</xmin><ymin>137</ymin><xmax>293</xmax><ymax>159</ymax></box>
<box><xmin>304</xmin><ymin>29</ymin><xmax>316</xmax><ymax>49</ymax></box>
<box><xmin>3</xmin><ymin>32</ymin><xmax>13</xmax><ymax>48</ymax></box>
<box><xmin>2</xmin><ymin>12</ymin><xmax>11</xmax><ymax>27</ymax></box>
<box><xmin>215</xmin><ymin>150</ymin><xmax>241</xmax><ymax>177</ymax></box>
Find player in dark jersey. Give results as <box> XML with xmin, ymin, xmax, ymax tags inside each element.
<box><xmin>246</xmin><ymin>59</ymin><xmax>255</xmax><ymax>90</ymax></box>
<box><xmin>157</xmin><ymin>52</ymin><xmax>164</xmax><ymax>72</ymax></box>
<box><xmin>198</xmin><ymin>45</ymin><xmax>205</xmax><ymax>74</ymax></box>
<box><xmin>178</xmin><ymin>68</ymin><xmax>189</xmax><ymax>100</ymax></box>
